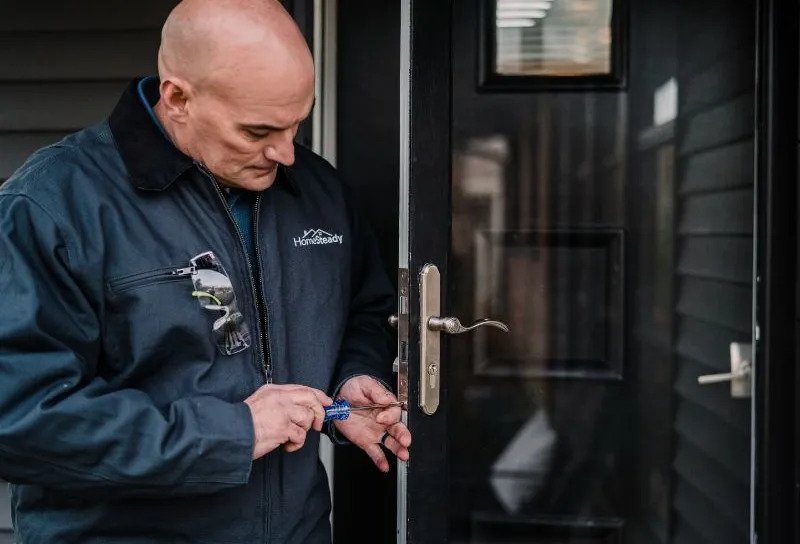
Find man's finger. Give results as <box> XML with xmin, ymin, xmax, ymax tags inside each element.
<box><xmin>376</xmin><ymin>405</ymin><xmax>402</xmax><ymax>425</ymax></box>
<box><xmin>305</xmin><ymin>387</ymin><xmax>334</xmax><ymax>406</ymax></box>
<box><xmin>281</xmin><ymin>385</ymin><xmax>333</xmax><ymax>406</ymax></box>
<box><xmin>287</xmin><ymin>390</ymin><xmax>328</xmax><ymax>425</ymax></box>
<box><xmin>288</xmin><ymin>405</ymin><xmax>315</xmax><ymax>431</ymax></box>
<box><xmin>364</xmin><ymin>382</ymin><xmax>396</xmax><ymax>403</ymax></box>
<box><xmin>285</xmin><ymin>441</ymin><xmax>303</xmax><ymax>453</ymax></box>
<box><xmin>380</xmin><ymin>434</ymin><xmax>410</xmax><ymax>462</ymax></box>
<box><xmin>386</xmin><ymin>422</ymin><xmax>412</xmax><ymax>448</ymax></box>
<box><xmin>286</xmin><ymin>423</ymin><xmax>307</xmax><ymax>448</ymax></box>
<box><xmin>363</xmin><ymin>443</ymin><xmax>390</xmax><ymax>473</ymax></box>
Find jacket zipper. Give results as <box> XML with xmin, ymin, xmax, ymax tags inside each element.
<box><xmin>251</xmin><ymin>195</ymin><xmax>273</xmax><ymax>384</ymax></box>
<box><xmin>250</xmin><ymin>193</ymin><xmax>273</xmax><ymax>544</ymax></box>
<box><xmin>108</xmin><ymin>265</ymin><xmax>194</xmax><ymax>293</ymax></box>
<box><xmin>197</xmin><ymin>165</ymin><xmax>273</xmax><ymax>543</ymax></box>
<box><xmin>197</xmin><ymin>165</ymin><xmax>272</xmax><ymax>384</ymax></box>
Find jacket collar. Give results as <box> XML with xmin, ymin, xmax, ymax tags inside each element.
<box><xmin>108</xmin><ymin>78</ymin><xmax>300</xmax><ymax>196</ymax></box>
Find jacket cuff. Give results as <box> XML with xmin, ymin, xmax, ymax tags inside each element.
<box><xmin>188</xmin><ymin>398</ymin><xmax>254</xmax><ymax>485</ymax></box>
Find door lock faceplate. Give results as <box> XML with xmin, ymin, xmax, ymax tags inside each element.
<box><xmin>419</xmin><ymin>264</ymin><xmax>441</xmax><ymax>415</ymax></box>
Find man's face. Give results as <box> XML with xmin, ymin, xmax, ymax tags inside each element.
<box><xmin>184</xmin><ymin>77</ymin><xmax>314</xmax><ymax>191</ymax></box>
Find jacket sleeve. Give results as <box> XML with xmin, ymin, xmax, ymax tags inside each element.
<box><xmin>326</xmin><ymin>188</ymin><xmax>396</xmax><ymax>442</ymax></box>
<box><xmin>0</xmin><ymin>194</ymin><xmax>254</xmax><ymax>497</ymax></box>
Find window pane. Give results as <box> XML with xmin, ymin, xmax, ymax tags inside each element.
<box><xmin>495</xmin><ymin>0</ymin><xmax>614</xmax><ymax>76</ymax></box>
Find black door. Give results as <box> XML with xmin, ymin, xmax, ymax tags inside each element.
<box><xmin>398</xmin><ymin>0</ymin><xmax>762</xmax><ymax>542</ymax></box>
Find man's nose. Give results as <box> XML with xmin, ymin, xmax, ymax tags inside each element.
<box><xmin>264</xmin><ymin>130</ymin><xmax>296</xmax><ymax>166</ymax></box>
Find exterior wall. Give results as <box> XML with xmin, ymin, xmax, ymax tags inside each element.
<box><xmin>0</xmin><ymin>2</ymin><xmax>173</xmax><ymax>182</ymax></box>
<box><xmin>0</xmin><ymin>2</ymin><xmax>174</xmax><ymax>539</ymax></box>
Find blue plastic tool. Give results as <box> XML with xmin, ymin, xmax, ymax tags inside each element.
<box><xmin>324</xmin><ymin>399</ymin><xmax>352</xmax><ymax>422</ymax></box>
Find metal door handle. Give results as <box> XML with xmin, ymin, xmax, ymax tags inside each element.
<box><xmin>697</xmin><ymin>362</ymin><xmax>751</xmax><ymax>384</ymax></box>
<box><xmin>417</xmin><ymin>264</ymin><xmax>511</xmax><ymax>415</ymax></box>
<box><xmin>428</xmin><ymin>316</ymin><xmax>509</xmax><ymax>335</ymax></box>
<box><xmin>389</xmin><ymin>314</ymin><xmax>399</xmax><ymax>329</ymax></box>
<box><xmin>696</xmin><ymin>342</ymin><xmax>752</xmax><ymax>399</ymax></box>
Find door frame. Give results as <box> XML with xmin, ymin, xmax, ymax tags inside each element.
<box><xmin>398</xmin><ymin>0</ymin><xmax>452</xmax><ymax>541</ymax></box>
<box><xmin>753</xmin><ymin>0</ymin><xmax>798</xmax><ymax>542</ymax></box>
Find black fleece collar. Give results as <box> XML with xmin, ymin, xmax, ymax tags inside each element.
<box><xmin>108</xmin><ymin>78</ymin><xmax>300</xmax><ymax>196</ymax></box>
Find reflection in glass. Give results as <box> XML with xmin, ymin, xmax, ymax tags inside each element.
<box><xmin>449</xmin><ymin>94</ymin><xmax>630</xmax><ymax>541</ymax></box>
<box><xmin>495</xmin><ymin>0</ymin><xmax>614</xmax><ymax>76</ymax></box>
<box><xmin>470</xmin><ymin>230</ymin><xmax>624</xmax><ymax>379</ymax></box>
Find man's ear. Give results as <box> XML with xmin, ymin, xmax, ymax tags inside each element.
<box><xmin>159</xmin><ymin>78</ymin><xmax>192</xmax><ymax>123</ymax></box>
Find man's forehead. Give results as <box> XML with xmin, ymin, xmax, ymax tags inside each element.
<box><xmin>205</xmin><ymin>74</ymin><xmax>313</xmax><ymax>117</ymax></box>
<box><xmin>236</xmin><ymin>96</ymin><xmax>316</xmax><ymax>130</ymax></box>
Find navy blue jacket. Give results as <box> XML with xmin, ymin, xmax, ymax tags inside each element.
<box><xmin>0</xmin><ymin>79</ymin><xmax>394</xmax><ymax>543</ymax></box>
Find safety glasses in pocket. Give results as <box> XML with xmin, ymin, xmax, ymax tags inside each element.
<box><xmin>189</xmin><ymin>251</ymin><xmax>251</xmax><ymax>356</ymax></box>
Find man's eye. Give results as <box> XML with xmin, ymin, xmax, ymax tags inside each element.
<box><xmin>245</xmin><ymin>130</ymin><xmax>269</xmax><ymax>140</ymax></box>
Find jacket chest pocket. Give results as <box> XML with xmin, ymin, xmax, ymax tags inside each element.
<box><xmin>104</xmin><ymin>265</ymin><xmax>211</xmax><ymax>379</ymax></box>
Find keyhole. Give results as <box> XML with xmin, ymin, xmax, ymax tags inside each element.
<box><xmin>428</xmin><ymin>362</ymin><xmax>438</xmax><ymax>388</ymax></box>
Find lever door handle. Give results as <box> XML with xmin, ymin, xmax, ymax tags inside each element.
<box><xmin>427</xmin><ymin>316</ymin><xmax>509</xmax><ymax>335</ymax></box>
<box><xmin>696</xmin><ymin>343</ymin><xmax>752</xmax><ymax>399</ymax></box>
<box><xmin>697</xmin><ymin>364</ymin><xmax>751</xmax><ymax>385</ymax></box>
<box><xmin>417</xmin><ymin>264</ymin><xmax>511</xmax><ymax>415</ymax></box>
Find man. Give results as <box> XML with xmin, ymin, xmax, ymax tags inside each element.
<box><xmin>0</xmin><ymin>0</ymin><xmax>410</xmax><ymax>542</ymax></box>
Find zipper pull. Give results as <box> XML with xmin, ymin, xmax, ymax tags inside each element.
<box><xmin>173</xmin><ymin>266</ymin><xmax>196</xmax><ymax>276</ymax></box>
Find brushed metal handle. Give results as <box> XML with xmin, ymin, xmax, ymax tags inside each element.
<box><xmin>427</xmin><ymin>316</ymin><xmax>510</xmax><ymax>335</ymax></box>
<box><xmin>418</xmin><ymin>264</ymin><xmax>510</xmax><ymax>415</ymax></box>
<box><xmin>697</xmin><ymin>364</ymin><xmax>751</xmax><ymax>384</ymax></box>
<box><xmin>696</xmin><ymin>342</ymin><xmax>752</xmax><ymax>399</ymax></box>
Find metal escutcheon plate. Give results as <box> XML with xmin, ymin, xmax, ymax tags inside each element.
<box><xmin>419</xmin><ymin>264</ymin><xmax>440</xmax><ymax>415</ymax></box>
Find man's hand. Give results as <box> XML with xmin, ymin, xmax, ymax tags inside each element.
<box><xmin>244</xmin><ymin>384</ymin><xmax>333</xmax><ymax>459</ymax></box>
<box><xmin>333</xmin><ymin>375</ymin><xmax>412</xmax><ymax>472</ymax></box>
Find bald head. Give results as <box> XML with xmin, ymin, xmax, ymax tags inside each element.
<box><xmin>158</xmin><ymin>0</ymin><xmax>313</xmax><ymax>90</ymax></box>
<box><xmin>152</xmin><ymin>0</ymin><xmax>316</xmax><ymax>191</ymax></box>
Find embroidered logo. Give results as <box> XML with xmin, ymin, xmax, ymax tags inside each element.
<box><xmin>293</xmin><ymin>229</ymin><xmax>344</xmax><ymax>247</ymax></box>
